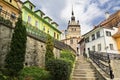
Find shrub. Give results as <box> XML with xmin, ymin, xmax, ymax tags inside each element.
<box><xmin>4</xmin><ymin>17</ymin><xmax>27</xmax><ymax>78</ymax></box>
<box><xmin>45</xmin><ymin>35</ymin><xmax>54</xmax><ymax>66</ymax></box>
<box><xmin>19</xmin><ymin>67</ymin><xmax>51</xmax><ymax>80</ymax></box>
<box><xmin>46</xmin><ymin>59</ymin><xmax>71</xmax><ymax>80</ymax></box>
<box><xmin>60</xmin><ymin>50</ymin><xmax>76</xmax><ymax>63</ymax></box>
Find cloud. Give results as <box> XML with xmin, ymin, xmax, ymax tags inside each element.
<box><xmin>21</xmin><ymin>0</ymin><xmax>120</xmax><ymax>35</ymax></box>
<box><xmin>61</xmin><ymin>0</ymin><xmax>104</xmax><ymax>34</ymax></box>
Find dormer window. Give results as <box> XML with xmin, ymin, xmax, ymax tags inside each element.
<box><xmin>11</xmin><ymin>12</ymin><xmax>16</xmax><ymax>19</ymax></box>
<box><xmin>29</xmin><ymin>4</ymin><xmax>33</xmax><ymax>10</ymax></box>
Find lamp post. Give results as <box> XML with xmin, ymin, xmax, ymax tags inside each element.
<box><xmin>108</xmin><ymin>54</ymin><xmax>114</xmax><ymax>79</ymax></box>
<box><xmin>103</xmin><ymin>28</ymin><xmax>114</xmax><ymax>79</ymax></box>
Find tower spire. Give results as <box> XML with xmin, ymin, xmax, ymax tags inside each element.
<box><xmin>71</xmin><ymin>5</ymin><xmax>75</xmax><ymax>21</ymax></box>
<box><xmin>72</xmin><ymin>5</ymin><xmax>74</xmax><ymax>15</ymax></box>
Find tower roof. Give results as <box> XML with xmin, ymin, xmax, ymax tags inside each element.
<box><xmin>68</xmin><ymin>9</ymin><xmax>80</xmax><ymax>26</ymax></box>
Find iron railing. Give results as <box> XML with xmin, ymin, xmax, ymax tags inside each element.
<box><xmin>23</xmin><ymin>21</ymin><xmax>76</xmax><ymax>52</ymax></box>
<box><xmin>89</xmin><ymin>51</ymin><xmax>117</xmax><ymax>79</ymax></box>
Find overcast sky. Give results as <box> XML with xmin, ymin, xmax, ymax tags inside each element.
<box><xmin>21</xmin><ymin>0</ymin><xmax>120</xmax><ymax>35</ymax></box>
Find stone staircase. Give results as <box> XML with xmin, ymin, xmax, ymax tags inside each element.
<box><xmin>72</xmin><ymin>56</ymin><xmax>101</xmax><ymax>80</ymax></box>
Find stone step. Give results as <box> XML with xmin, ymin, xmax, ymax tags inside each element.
<box><xmin>72</xmin><ymin>77</ymin><xmax>98</xmax><ymax>80</ymax></box>
<box><xmin>74</xmin><ymin>69</ymin><xmax>94</xmax><ymax>72</ymax></box>
<box><xmin>75</xmin><ymin>63</ymin><xmax>91</xmax><ymax>66</ymax></box>
<box><xmin>73</xmin><ymin>73</ymin><xmax>96</xmax><ymax>77</ymax></box>
<box><xmin>73</xmin><ymin>71</ymin><xmax>95</xmax><ymax>74</ymax></box>
<box><xmin>75</xmin><ymin>65</ymin><xmax>93</xmax><ymax>69</ymax></box>
<box><xmin>72</xmin><ymin>56</ymin><xmax>99</xmax><ymax>80</ymax></box>
<box><xmin>76</xmin><ymin>61</ymin><xmax>89</xmax><ymax>63</ymax></box>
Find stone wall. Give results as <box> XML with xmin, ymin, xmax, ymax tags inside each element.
<box><xmin>0</xmin><ymin>23</ymin><xmax>72</xmax><ymax>68</ymax></box>
<box><xmin>0</xmin><ymin>23</ymin><xmax>13</xmax><ymax>68</ymax></box>
<box><xmin>111</xmin><ymin>60</ymin><xmax>120</xmax><ymax>79</ymax></box>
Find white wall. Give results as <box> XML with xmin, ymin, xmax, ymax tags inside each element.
<box><xmin>104</xmin><ymin>27</ymin><xmax>119</xmax><ymax>53</ymax></box>
<box><xmin>85</xmin><ymin>27</ymin><xmax>119</xmax><ymax>57</ymax></box>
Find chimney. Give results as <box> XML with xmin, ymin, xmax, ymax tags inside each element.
<box><xmin>105</xmin><ymin>12</ymin><xmax>110</xmax><ymax>19</ymax></box>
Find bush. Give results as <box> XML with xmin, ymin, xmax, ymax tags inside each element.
<box><xmin>46</xmin><ymin>59</ymin><xmax>71</xmax><ymax>80</ymax></box>
<box><xmin>5</xmin><ymin>18</ymin><xmax>27</xmax><ymax>78</ymax></box>
<box><xmin>60</xmin><ymin>50</ymin><xmax>76</xmax><ymax>63</ymax></box>
<box><xmin>45</xmin><ymin>35</ymin><xmax>54</xmax><ymax>66</ymax></box>
<box><xmin>19</xmin><ymin>67</ymin><xmax>51</xmax><ymax>80</ymax></box>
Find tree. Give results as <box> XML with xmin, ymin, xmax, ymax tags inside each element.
<box><xmin>45</xmin><ymin>35</ymin><xmax>54</xmax><ymax>66</ymax></box>
<box><xmin>4</xmin><ymin>17</ymin><xmax>27</xmax><ymax>79</ymax></box>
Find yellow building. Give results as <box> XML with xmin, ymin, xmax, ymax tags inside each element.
<box><xmin>0</xmin><ymin>0</ymin><xmax>22</xmax><ymax>25</ymax></box>
<box><xmin>22</xmin><ymin>0</ymin><xmax>61</xmax><ymax>40</ymax></box>
<box><xmin>113</xmin><ymin>26</ymin><xmax>120</xmax><ymax>52</ymax></box>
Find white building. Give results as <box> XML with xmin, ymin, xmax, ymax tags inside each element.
<box><xmin>84</xmin><ymin>26</ymin><xmax>119</xmax><ymax>57</ymax></box>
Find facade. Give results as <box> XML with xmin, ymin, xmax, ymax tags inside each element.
<box><xmin>80</xmin><ymin>10</ymin><xmax>120</xmax><ymax>57</ymax></box>
<box><xmin>84</xmin><ymin>27</ymin><xmax>119</xmax><ymax>57</ymax></box>
<box><xmin>113</xmin><ymin>25</ymin><xmax>120</xmax><ymax>53</ymax></box>
<box><xmin>22</xmin><ymin>0</ymin><xmax>61</xmax><ymax>40</ymax></box>
<box><xmin>61</xmin><ymin>10</ymin><xmax>81</xmax><ymax>53</ymax></box>
<box><xmin>78</xmin><ymin>38</ymin><xmax>85</xmax><ymax>56</ymax></box>
<box><xmin>0</xmin><ymin>0</ymin><xmax>22</xmax><ymax>25</ymax></box>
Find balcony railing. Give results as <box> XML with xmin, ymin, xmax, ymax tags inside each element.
<box><xmin>23</xmin><ymin>21</ymin><xmax>76</xmax><ymax>52</ymax></box>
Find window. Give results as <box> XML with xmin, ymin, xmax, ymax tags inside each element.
<box><xmin>70</xmin><ymin>39</ymin><xmax>73</xmax><ymax>44</ymax></box>
<box><xmin>43</xmin><ymin>27</ymin><xmax>45</xmax><ymax>31</ymax></box>
<box><xmin>96</xmin><ymin>31</ymin><xmax>100</xmax><ymax>38</ymax></box>
<box><xmin>92</xmin><ymin>46</ymin><xmax>95</xmax><ymax>51</ymax></box>
<box><xmin>10</xmin><ymin>0</ymin><xmax>12</xmax><ymax>2</ymax></box>
<box><xmin>71</xmin><ymin>28</ymin><xmax>76</xmax><ymax>31</ymax></box>
<box><xmin>88</xmin><ymin>48</ymin><xmax>90</xmax><ymax>53</ymax></box>
<box><xmin>85</xmin><ymin>37</ymin><xmax>89</xmax><ymax>43</ymax></box>
<box><xmin>29</xmin><ymin>5</ymin><xmax>33</xmax><ymax>10</ymax></box>
<box><xmin>92</xmin><ymin>34</ymin><xmax>95</xmax><ymax>40</ymax></box>
<box><xmin>0</xmin><ymin>6</ymin><xmax>2</xmax><ymax>11</ymax></box>
<box><xmin>98</xmin><ymin>44</ymin><xmax>101</xmax><ymax>51</ymax></box>
<box><xmin>109</xmin><ymin>44</ymin><xmax>114</xmax><ymax>50</ymax></box>
<box><xmin>28</xmin><ymin>16</ymin><xmax>31</xmax><ymax>23</ymax></box>
<box><xmin>54</xmin><ymin>32</ymin><xmax>56</xmax><ymax>38</ymax></box>
<box><xmin>11</xmin><ymin>12</ymin><xmax>16</xmax><ymax>19</ymax></box>
<box><xmin>35</xmin><ymin>21</ymin><xmax>38</xmax><ymax>27</ymax></box>
<box><xmin>106</xmin><ymin>31</ymin><xmax>111</xmax><ymax>36</ymax></box>
<box><xmin>57</xmin><ymin>34</ymin><xmax>59</xmax><ymax>39</ymax></box>
<box><xmin>47</xmin><ymin>29</ymin><xmax>49</xmax><ymax>33</ymax></box>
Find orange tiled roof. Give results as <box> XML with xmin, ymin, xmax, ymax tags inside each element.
<box><xmin>99</xmin><ymin>10</ymin><xmax>120</xmax><ymax>28</ymax></box>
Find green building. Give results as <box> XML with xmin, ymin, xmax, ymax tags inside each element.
<box><xmin>22</xmin><ymin>0</ymin><xmax>61</xmax><ymax>40</ymax></box>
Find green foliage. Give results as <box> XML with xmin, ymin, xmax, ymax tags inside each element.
<box><xmin>60</xmin><ymin>50</ymin><xmax>76</xmax><ymax>63</ymax></box>
<box><xmin>45</xmin><ymin>35</ymin><xmax>54</xmax><ymax>66</ymax></box>
<box><xmin>4</xmin><ymin>17</ymin><xmax>27</xmax><ymax>78</ymax></box>
<box><xmin>19</xmin><ymin>67</ymin><xmax>51</xmax><ymax>80</ymax></box>
<box><xmin>60</xmin><ymin>50</ymin><xmax>76</xmax><ymax>80</ymax></box>
<box><xmin>46</xmin><ymin>59</ymin><xmax>71</xmax><ymax>80</ymax></box>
